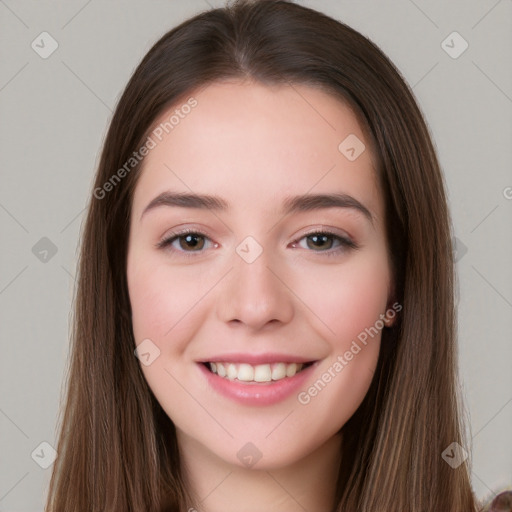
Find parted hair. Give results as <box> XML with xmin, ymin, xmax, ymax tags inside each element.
<box><xmin>45</xmin><ymin>1</ymin><xmax>480</xmax><ymax>510</ymax></box>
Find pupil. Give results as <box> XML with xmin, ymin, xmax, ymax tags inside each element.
<box><xmin>182</xmin><ymin>234</ymin><xmax>203</xmax><ymax>250</ymax></box>
<box><xmin>309</xmin><ymin>234</ymin><xmax>331</xmax><ymax>250</ymax></box>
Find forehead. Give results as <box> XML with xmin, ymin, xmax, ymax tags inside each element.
<box><xmin>132</xmin><ymin>80</ymin><xmax>383</xmax><ymax>223</ymax></box>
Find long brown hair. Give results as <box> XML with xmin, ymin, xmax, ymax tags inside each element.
<box><xmin>45</xmin><ymin>1</ymin><xmax>481</xmax><ymax>510</ymax></box>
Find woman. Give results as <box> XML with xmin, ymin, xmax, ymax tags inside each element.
<box><xmin>45</xmin><ymin>0</ymin><xmax>480</xmax><ymax>510</ymax></box>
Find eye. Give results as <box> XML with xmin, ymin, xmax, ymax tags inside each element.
<box><xmin>156</xmin><ymin>228</ymin><xmax>358</xmax><ymax>258</ymax></box>
<box><xmin>156</xmin><ymin>229</ymin><xmax>214</xmax><ymax>255</ymax></box>
<box><xmin>292</xmin><ymin>230</ymin><xmax>358</xmax><ymax>256</ymax></box>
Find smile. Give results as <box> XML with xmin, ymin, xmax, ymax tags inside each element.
<box><xmin>198</xmin><ymin>359</ymin><xmax>319</xmax><ymax>406</ymax></box>
<box><xmin>206</xmin><ymin>361</ymin><xmax>313</xmax><ymax>383</ymax></box>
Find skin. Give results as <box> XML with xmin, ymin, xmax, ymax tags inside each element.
<box><xmin>126</xmin><ymin>80</ymin><xmax>395</xmax><ymax>512</ymax></box>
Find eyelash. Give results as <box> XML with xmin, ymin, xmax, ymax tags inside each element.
<box><xmin>156</xmin><ymin>228</ymin><xmax>358</xmax><ymax>259</ymax></box>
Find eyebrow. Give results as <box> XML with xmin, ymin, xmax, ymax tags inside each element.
<box><xmin>139</xmin><ymin>191</ymin><xmax>374</xmax><ymax>225</ymax></box>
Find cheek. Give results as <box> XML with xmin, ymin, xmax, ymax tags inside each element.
<box><xmin>127</xmin><ymin>257</ymin><xmax>205</xmax><ymax>414</ymax></box>
<box><xmin>293</xmin><ymin>254</ymin><xmax>390</xmax><ymax>347</ymax></box>
<box><xmin>128</xmin><ymin>255</ymin><xmax>203</xmax><ymax>346</ymax></box>
<box><xmin>292</xmin><ymin>261</ymin><xmax>388</xmax><ymax>433</ymax></box>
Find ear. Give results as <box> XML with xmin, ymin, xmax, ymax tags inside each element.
<box><xmin>382</xmin><ymin>285</ymin><xmax>402</xmax><ymax>327</ymax></box>
<box><xmin>383</xmin><ymin>311</ymin><xmax>396</xmax><ymax>328</ymax></box>
<box><xmin>384</xmin><ymin>278</ymin><xmax>398</xmax><ymax>328</ymax></box>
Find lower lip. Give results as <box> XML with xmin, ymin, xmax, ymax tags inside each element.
<box><xmin>197</xmin><ymin>362</ymin><xmax>318</xmax><ymax>406</ymax></box>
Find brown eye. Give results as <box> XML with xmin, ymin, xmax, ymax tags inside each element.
<box><xmin>305</xmin><ymin>233</ymin><xmax>335</xmax><ymax>250</ymax></box>
<box><xmin>157</xmin><ymin>230</ymin><xmax>213</xmax><ymax>254</ymax></box>
<box><xmin>177</xmin><ymin>233</ymin><xmax>205</xmax><ymax>251</ymax></box>
<box><xmin>294</xmin><ymin>231</ymin><xmax>358</xmax><ymax>257</ymax></box>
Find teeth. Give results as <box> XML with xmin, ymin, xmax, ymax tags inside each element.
<box><xmin>208</xmin><ymin>361</ymin><xmax>305</xmax><ymax>382</ymax></box>
<box><xmin>286</xmin><ymin>363</ymin><xmax>298</xmax><ymax>377</ymax></box>
<box><xmin>271</xmin><ymin>362</ymin><xmax>286</xmax><ymax>380</ymax></box>
<box><xmin>254</xmin><ymin>364</ymin><xmax>271</xmax><ymax>382</ymax></box>
<box><xmin>227</xmin><ymin>363</ymin><xmax>237</xmax><ymax>380</ymax></box>
<box><xmin>238</xmin><ymin>363</ymin><xmax>254</xmax><ymax>381</ymax></box>
<box><xmin>217</xmin><ymin>363</ymin><xmax>226</xmax><ymax>377</ymax></box>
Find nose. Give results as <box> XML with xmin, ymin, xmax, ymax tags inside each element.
<box><xmin>215</xmin><ymin>246</ymin><xmax>294</xmax><ymax>331</ymax></box>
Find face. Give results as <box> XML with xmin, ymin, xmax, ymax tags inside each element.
<box><xmin>127</xmin><ymin>80</ymin><xmax>394</xmax><ymax>470</ymax></box>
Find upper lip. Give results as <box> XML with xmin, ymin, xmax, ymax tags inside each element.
<box><xmin>197</xmin><ymin>353</ymin><xmax>317</xmax><ymax>365</ymax></box>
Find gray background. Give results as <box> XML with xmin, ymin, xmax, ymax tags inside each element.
<box><xmin>0</xmin><ymin>0</ymin><xmax>511</xmax><ymax>510</ymax></box>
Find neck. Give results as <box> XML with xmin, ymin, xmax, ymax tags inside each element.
<box><xmin>177</xmin><ymin>431</ymin><xmax>342</xmax><ymax>512</ymax></box>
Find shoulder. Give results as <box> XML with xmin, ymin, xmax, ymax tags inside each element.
<box><xmin>479</xmin><ymin>489</ymin><xmax>512</xmax><ymax>512</ymax></box>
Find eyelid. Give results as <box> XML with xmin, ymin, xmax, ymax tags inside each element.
<box><xmin>155</xmin><ymin>227</ymin><xmax>215</xmax><ymax>253</ymax></box>
<box><xmin>291</xmin><ymin>227</ymin><xmax>358</xmax><ymax>255</ymax></box>
<box><xmin>156</xmin><ymin>225</ymin><xmax>358</xmax><ymax>258</ymax></box>
<box><xmin>296</xmin><ymin>226</ymin><xmax>354</xmax><ymax>243</ymax></box>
